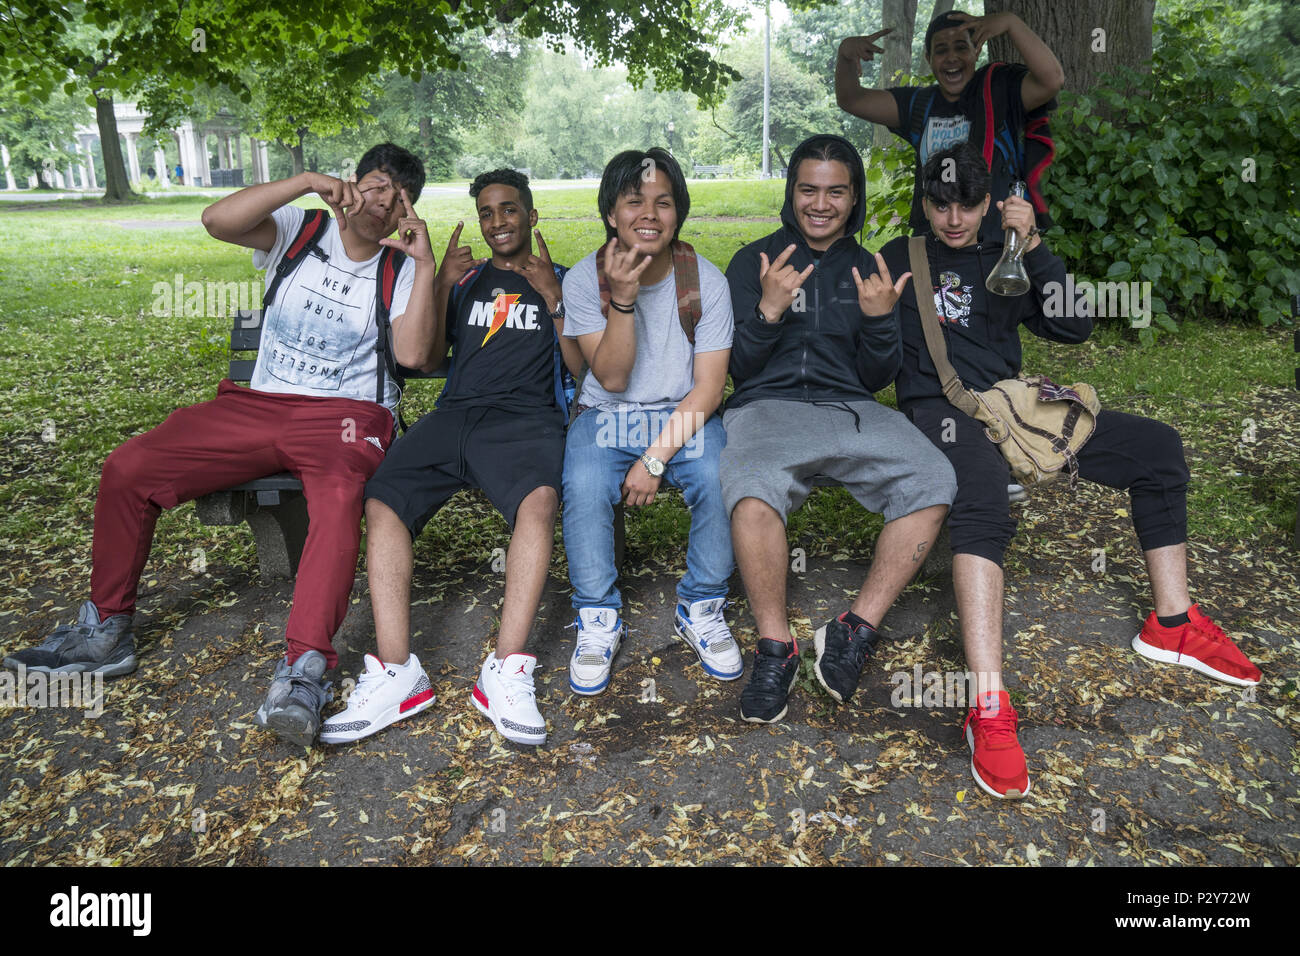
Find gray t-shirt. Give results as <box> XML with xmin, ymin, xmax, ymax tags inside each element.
<box><xmin>250</xmin><ymin>205</ymin><xmax>414</xmax><ymax>412</ymax></box>
<box><xmin>562</xmin><ymin>249</ymin><xmax>733</xmax><ymax>411</ymax></box>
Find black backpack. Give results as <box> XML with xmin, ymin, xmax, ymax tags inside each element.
<box><xmin>261</xmin><ymin>208</ymin><xmax>410</xmax><ymax>411</ymax></box>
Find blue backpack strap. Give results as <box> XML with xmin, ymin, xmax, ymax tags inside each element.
<box><xmin>550</xmin><ymin>262</ymin><xmax>575</xmax><ymax>419</ymax></box>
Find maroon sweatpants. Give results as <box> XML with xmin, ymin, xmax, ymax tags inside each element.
<box><xmin>90</xmin><ymin>379</ymin><xmax>393</xmax><ymax>668</ymax></box>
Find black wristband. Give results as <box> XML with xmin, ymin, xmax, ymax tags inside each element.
<box><xmin>610</xmin><ymin>299</ymin><xmax>635</xmax><ymax>314</ymax></box>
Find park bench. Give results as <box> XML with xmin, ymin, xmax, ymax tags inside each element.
<box><xmin>692</xmin><ymin>164</ymin><xmax>734</xmax><ymax>178</ymax></box>
<box><xmin>193</xmin><ymin>309</ymin><xmax>446</xmax><ymax>577</ymax></box>
<box><xmin>193</xmin><ymin>309</ymin><xmax>955</xmax><ymax>580</ymax></box>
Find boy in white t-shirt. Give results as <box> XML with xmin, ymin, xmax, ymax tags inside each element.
<box><xmin>560</xmin><ymin>148</ymin><xmax>740</xmax><ymax>697</ymax></box>
<box><xmin>3</xmin><ymin>144</ymin><xmax>438</xmax><ymax>748</ymax></box>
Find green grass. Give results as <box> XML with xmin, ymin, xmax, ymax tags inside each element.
<box><xmin>0</xmin><ymin>182</ymin><xmax>1294</xmax><ymax>595</ymax></box>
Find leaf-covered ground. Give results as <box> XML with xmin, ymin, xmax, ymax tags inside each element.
<box><xmin>1</xmin><ymin>189</ymin><xmax>1295</xmax><ymax>865</ymax></box>
<box><xmin>1</xmin><ymin>381</ymin><xmax>1295</xmax><ymax>866</ymax></box>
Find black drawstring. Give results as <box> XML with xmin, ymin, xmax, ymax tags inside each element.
<box><xmin>811</xmin><ymin>400</ymin><xmax>861</xmax><ymax>432</ymax></box>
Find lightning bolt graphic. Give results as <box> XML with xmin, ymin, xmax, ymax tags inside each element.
<box><xmin>481</xmin><ymin>293</ymin><xmax>520</xmax><ymax>347</ymax></box>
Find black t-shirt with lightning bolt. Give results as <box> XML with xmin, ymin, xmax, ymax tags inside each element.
<box><xmin>439</xmin><ymin>262</ymin><xmax>560</xmax><ymax>413</ymax></box>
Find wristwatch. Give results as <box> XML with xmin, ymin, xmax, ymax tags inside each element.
<box><xmin>639</xmin><ymin>453</ymin><xmax>665</xmax><ymax>477</ymax></box>
<box><xmin>548</xmin><ymin>300</ymin><xmax>565</xmax><ymax>322</ymax></box>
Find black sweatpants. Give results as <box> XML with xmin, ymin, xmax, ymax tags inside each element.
<box><xmin>906</xmin><ymin>398</ymin><xmax>1190</xmax><ymax>566</ymax></box>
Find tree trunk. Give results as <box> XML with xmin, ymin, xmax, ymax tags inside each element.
<box><xmin>95</xmin><ymin>95</ymin><xmax>136</xmax><ymax>203</ymax></box>
<box><xmin>873</xmin><ymin>0</ymin><xmax>920</xmax><ymax>148</ymax></box>
<box><xmin>983</xmin><ymin>0</ymin><xmax>1154</xmax><ymax>99</ymax></box>
<box><xmin>289</xmin><ymin>128</ymin><xmax>307</xmax><ymax>177</ymax></box>
<box><xmin>419</xmin><ymin>114</ymin><xmax>432</xmax><ymax>151</ymax></box>
<box><xmin>928</xmin><ymin>0</ymin><xmax>956</xmax><ymax>33</ymax></box>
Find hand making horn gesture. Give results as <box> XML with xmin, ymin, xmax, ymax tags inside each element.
<box><xmin>378</xmin><ymin>187</ymin><xmax>433</xmax><ymax>263</ymax></box>
<box><xmin>436</xmin><ymin>221</ymin><xmax>487</xmax><ymax>288</ymax></box>
<box><xmin>852</xmin><ymin>252</ymin><xmax>912</xmax><ymax>316</ymax></box>
<box><xmin>501</xmin><ymin>229</ymin><xmax>563</xmax><ymax>306</ymax></box>
<box><xmin>756</xmin><ymin>243</ymin><xmax>815</xmax><ymax>322</ymax></box>
<box><xmin>603</xmin><ymin>236</ymin><xmax>654</xmax><ymax>307</ymax></box>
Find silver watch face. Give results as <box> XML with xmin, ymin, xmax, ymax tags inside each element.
<box><xmin>643</xmin><ymin>455</ymin><xmax>664</xmax><ymax>477</ymax></box>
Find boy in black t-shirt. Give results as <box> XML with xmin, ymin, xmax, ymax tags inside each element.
<box><xmin>322</xmin><ymin>169</ymin><xmax>582</xmax><ymax>747</ymax></box>
<box><xmin>836</xmin><ymin>10</ymin><xmax>1064</xmax><ymax>240</ymax></box>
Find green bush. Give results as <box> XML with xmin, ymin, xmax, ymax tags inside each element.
<box><xmin>1047</xmin><ymin>1</ymin><xmax>1300</xmax><ymax>341</ymax></box>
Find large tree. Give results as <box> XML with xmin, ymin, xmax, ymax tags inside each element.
<box><xmin>1</xmin><ymin>0</ymin><xmax>747</xmax><ymax>201</ymax></box>
<box><xmin>983</xmin><ymin>0</ymin><xmax>1155</xmax><ymax>96</ymax></box>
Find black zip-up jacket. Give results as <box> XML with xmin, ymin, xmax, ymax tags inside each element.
<box><xmin>880</xmin><ymin>233</ymin><xmax>1092</xmax><ymax>410</ymax></box>
<box><xmin>725</xmin><ymin>142</ymin><xmax>901</xmax><ymax>410</ymax></box>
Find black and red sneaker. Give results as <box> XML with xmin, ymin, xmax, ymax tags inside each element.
<box><xmin>813</xmin><ymin>613</ymin><xmax>879</xmax><ymax>703</ymax></box>
<box><xmin>740</xmin><ymin>638</ymin><xmax>800</xmax><ymax>723</ymax></box>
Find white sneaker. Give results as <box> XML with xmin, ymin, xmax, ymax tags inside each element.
<box><xmin>675</xmin><ymin>597</ymin><xmax>743</xmax><ymax>680</ymax></box>
<box><xmin>319</xmin><ymin>653</ymin><xmax>435</xmax><ymax>744</ymax></box>
<box><xmin>568</xmin><ymin>607</ymin><xmax>626</xmax><ymax>695</ymax></box>
<box><xmin>472</xmin><ymin>652</ymin><xmax>546</xmax><ymax>746</ymax></box>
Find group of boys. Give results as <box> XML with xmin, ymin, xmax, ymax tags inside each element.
<box><xmin>7</xmin><ymin>12</ymin><xmax>1261</xmax><ymax>800</ymax></box>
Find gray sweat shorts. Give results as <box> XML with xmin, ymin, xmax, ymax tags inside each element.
<box><xmin>719</xmin><ymin>399</ymin><xmax>957</xmax><ymax>523</ymax></box>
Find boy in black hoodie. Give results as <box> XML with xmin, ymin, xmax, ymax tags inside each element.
<box><xmin>721</xmin><ymin>134</ymin><xmax>957</xmax><ymax>725</ymax></box>
<box><xmin>881</xmin><ymin>142</ymin><xmax>1262</xmax><ymax>801</ymax></box>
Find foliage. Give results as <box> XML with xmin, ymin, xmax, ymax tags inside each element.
<box><xmin>1047</xmin><ymin>0</ymin><xmax>1300</xmax><ymax>340</ymax></box>
<box><xmin>0</xmin><ymin>78</ymin><xmax>86</xmax><ymax>184</ymax></box>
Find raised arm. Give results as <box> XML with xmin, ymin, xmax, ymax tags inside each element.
<box><xmin>381</xmin><ymin>187</ymin><xmax>440</xmax><ymax>372</ymax></box>
<box><xmin>201</xmin><ymin>172</ymin><xmax>367</xmax><ymax>252</ymax></box>
<box><xmin>574</xmin><ymin>239</ymin><xmax>652</xmax><ymax>393</ymax></box>
<box><xmin>726</xmin><ymin>243</ymin><xmax>812</xmax><ymax>382</ymax></box>
<box><xmin>951</xmin><ymin>11</ymin><xmax>1065</xmax><ymax>110</ymax></box>
<box><xmin>835</xmin><ymin>31</ymin><xmax>902</xmax><ymax>127</ymax></box>
<box><xmin>851</xmin><ymin>252</ymin><xmax>909</xmax><ymax>392</ymax></box>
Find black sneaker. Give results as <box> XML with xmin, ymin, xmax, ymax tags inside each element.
<box><xmin>4</xmin><ymin>600</ymin><xmax>136</xmax><ymax>678</ymax></box>
<box><xmin>740</xmin><ymin>638</ymin><xmax>800</xmax><ymax>723</ymax></box>
<box><xmin>813</xmin><ymin>614</ymin><xmax>879</xmax><ymax>703</ymax></box>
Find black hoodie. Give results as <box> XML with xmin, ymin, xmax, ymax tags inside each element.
<box><xmin>725</xmin><ymin>137</ymin><xmax>901</xmax><ymax>410</ymax></box>
<box><xmin>879</xmin><ymin>233</ymin><xmax>1092</xmax><ymax>410</ymax></box>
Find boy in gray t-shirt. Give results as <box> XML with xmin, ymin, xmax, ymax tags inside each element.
<box><xmin>561</xmin><ymin>148</ymin><xmax>741</xmax><ymax>697</ymax></box>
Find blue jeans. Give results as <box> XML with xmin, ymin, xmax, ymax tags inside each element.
<box><xmin>563</xmin><ymin>407</ymin><xmax>733</xmax><ymax>611</ymax></box>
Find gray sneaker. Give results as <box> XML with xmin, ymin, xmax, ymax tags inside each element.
<box><xmin>254</xmin><ymin>656</ymin><xmax>293</xmax><ymax>729</ymax></box>
<box><xmin>4</xmin><ymin>600</ymin><xmax>136</xmax><ymax>677</ymax></box>
<box><xmin>260</xmin><ymin>650</ymin><xmax>333</xmax><ymax>747</ymax></box>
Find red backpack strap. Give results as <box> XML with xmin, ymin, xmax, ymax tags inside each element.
<box><xmin>672</xmin><ymin>240</ymin><xmax>702</xmax><ymax>345</ymax></box>
<box><xmin>261</xmin><ymin>208</ymin><xmax>329</xmax><ymax>309</ymax></box>
<box><xmin>980</xmin><ymin>63</ymin><xmax>999</xmax><ymax>171</ymax></box>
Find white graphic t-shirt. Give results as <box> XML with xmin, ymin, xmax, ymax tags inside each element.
<box><xmin>250</xmin><ymin>205</ymin><xmax>413</xmax><ymax>412</ymax></box>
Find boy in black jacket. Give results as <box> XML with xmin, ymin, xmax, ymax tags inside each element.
<box><xmin>881</xmin><ymin>142</ymin><xmax>1261</xmax><ymax>800</ymax></box>
<box><xmin>721</xmin><ymin>134</ymin><xmax>956</xmax><ymax>725</ymax></box>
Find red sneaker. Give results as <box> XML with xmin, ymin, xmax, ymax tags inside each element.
<box><xmin>1132</xmin><ymin>604</ymin><xmax>1261</xmax><ymax>687</ymax></box>
<box><xmin>963</xmin><ymin>691</ymin><xmax>1030</xmax><ymax>800</ymax></box>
